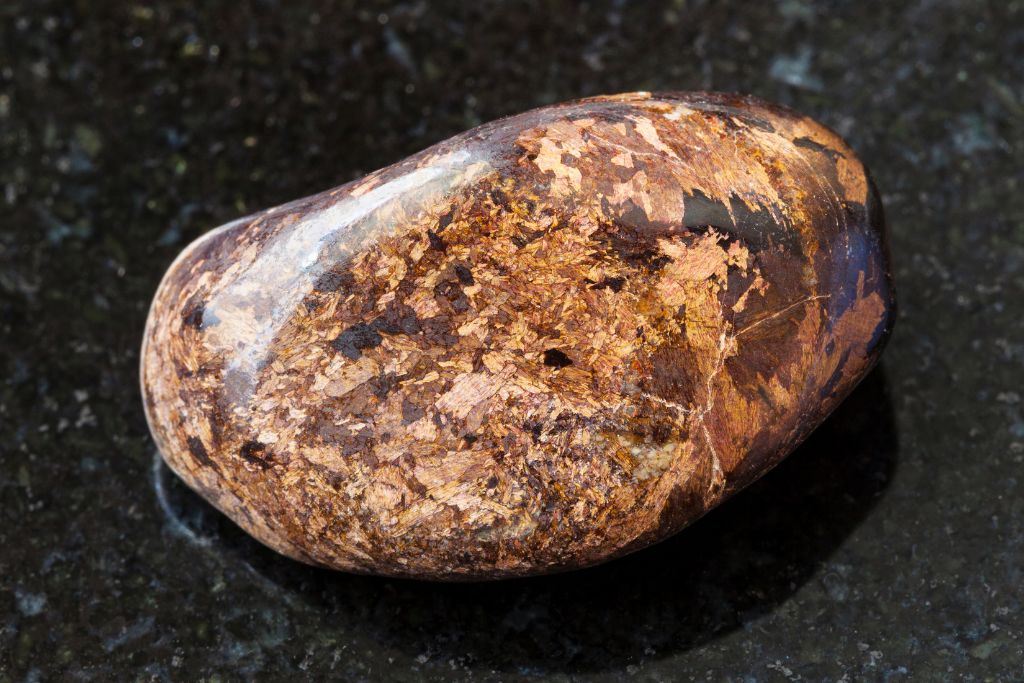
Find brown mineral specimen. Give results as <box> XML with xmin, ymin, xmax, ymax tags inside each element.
<box><xmin>141</xmin><ymin>92</ymin><xmax>895</xmax><ymax>580</ymax></box>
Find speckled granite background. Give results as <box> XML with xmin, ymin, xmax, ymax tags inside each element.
<box><xmin>1</xmin><ymin>1</ymin><xmax>1022</xmax><ymax>680</ymax></box>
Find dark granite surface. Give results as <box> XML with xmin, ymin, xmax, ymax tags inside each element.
<box><xmin>2</xmin><ymin>1</ymin><xmax>1022</xmax><ymax>680</ymax></box>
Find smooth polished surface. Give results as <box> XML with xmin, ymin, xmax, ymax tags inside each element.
<box><xmin>2</xmin><ymin>0</ymin><xmax>1022</xmax><ymax>679</ymax></box>
<box><xmin>142</xmin><ymin>92</ymin><xmax>893</xmax><ymax>579</ymax></box>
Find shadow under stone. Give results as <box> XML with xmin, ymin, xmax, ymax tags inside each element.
<box><xmin>158</xmin><ymin>366</ymin><xmax>898</xmax><ymax>675</ymax></box>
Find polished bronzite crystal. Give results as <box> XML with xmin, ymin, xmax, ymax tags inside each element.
<box><xmin>141</xmin><ymin>92</ymin><xmax>895</xmax><ymax>579</ymax></box>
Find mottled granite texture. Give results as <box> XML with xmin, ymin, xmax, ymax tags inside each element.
<box><xmin>1</xmin><ymin>0</ymin><xmax>1022</xmax><ymax>679</ymax></box>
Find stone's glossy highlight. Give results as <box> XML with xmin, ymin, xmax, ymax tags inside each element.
<box><xmin>141</xmin><ymin>92</ymin><xmax>895</xmax><ymax>580</ymax></box>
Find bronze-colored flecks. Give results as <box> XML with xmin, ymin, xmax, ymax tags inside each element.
<box><xmin>141</xmin><ymin>92</ymin><xmax>895</xmax><ymax>580</ymax></box>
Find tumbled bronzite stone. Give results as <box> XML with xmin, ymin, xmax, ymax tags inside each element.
<box><xmin>142</xmin><ymin>92</ymin><xmax>895</xmax><ymax>579</ymax></box>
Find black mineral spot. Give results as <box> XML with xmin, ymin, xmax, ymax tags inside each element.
<box><xmin>490</xmin><ymin>188</ymin><xmax>509</xmax><ymax>208</ymax></box>
<box><xmin>650</xmin><ymin>423</ymin><xmax>673</xmax><ymax>444</ymax></box>
<box><xmin>331</xmin><ymin>322</ymin><xmax>383</xmax><ymax>360</ymax></box>
<box><xmin>182</xmin><ymin>303</ymin><xmax>205</xmax><ymax>329</ymax></box>
<box><xmin>590</xmin><ymin>276</ymin><xmax>626</xmax><ymax>292</ymax></box>
<box><xmin>372</xmin><ymin>302</ymin><xmax>420</xmax><ymax>336</ymax></box>
<box><xmin>524</xmin><ymin>421</ymin><xmax>544</xmax><ymax>443</ymax></box>
<box><xmin>603</xmin><ymin>231</ymin><xmax>672</xmax><ymax>272</ymax></box>
<box><xmin>427</xmin><ymin>229</ymin><xmax>447</xmax><ymax>252</ymax></box>
<box><xmin>649</xmin><ymin>253</ymin><xmax>672</xmax><ymax>270</ymax></box>
<box><xmin>239</xmin><ymin>440</ymin><xmax>271</xmax><ymax>469</ymax></box>
<box><xmin>511</xmin><ymin>229</ymin><xmax>544</xmax><ymax>249</ymax></box>
<box><xmin>543</xmin><ymin>349</ymin><xmax>573</xmax><ymax>368</ymax></box>
<box><xmin>486</xmin><ymin>475</ymin><xmax>498</xmax><ymax>489</ymax></box>
<box><xmin>434</xmin><ymin>279</ymin><xmax>470</xmax><ymax>313</ymax></box>
<box><xmin>187</xmin><ymin>436</ymin><xmax>215</xmax><ymax>469</ymax></box>
<box><xmin>793</xmin><ymin>135</ymin><xmax>839</xmax><ymax>159</ymax></box>
<box><xmin>463</xmin><ymin>433</ymin><xmax>478</xmax><ymax>445</ymax></box>
<box><xmin>437</xmin><ymin>207</ymin><xmax>456</xmax><ymax>232</ymax></box>
<box><xmin>453</xmin><ymin>263</ymin><xmax>475</xmax><ymax>286</ymax></box>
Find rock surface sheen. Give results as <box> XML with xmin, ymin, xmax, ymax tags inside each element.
<box><xmin>142</xmin><ymin>92</ymin><xmax>895</xmax><ymax>579</ymax></box>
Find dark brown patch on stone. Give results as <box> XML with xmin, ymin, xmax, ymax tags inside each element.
<box><xmin>239</xmin><ymin>440</ymin><xmax>271</xmax><ymax>469</ymax></box>
<box><xmin>590</xmin><ymin>276</ymin><xmax>626</xmax><ymax>292</ymax></box>
<box><xmin>453</xmin><ymin>263</ymin><xmax>475</xmax><ymax>286</ymax></box>
<box><xmin>543</xmin><ymin>349</ymin><xmax>573</xmax><ymax>368</ymax></box>
<box><xmin>372</xmin><ymin>302</ymin><xmax>420</xmax><ymax>336</ymax></box>
<box><xmin>186</xmin><ymin>436</ymin><xmax>216</xmax><ymax>471</ymax></box>
<box><xmin>427</xmin><ymin>229</ymin><xmax>447</xmax><ymax>252</ymax></box>
<box><xmin>331</xmin><ymin>322</ymin><xmax>383</xmax><ymax>360</ymax></box>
